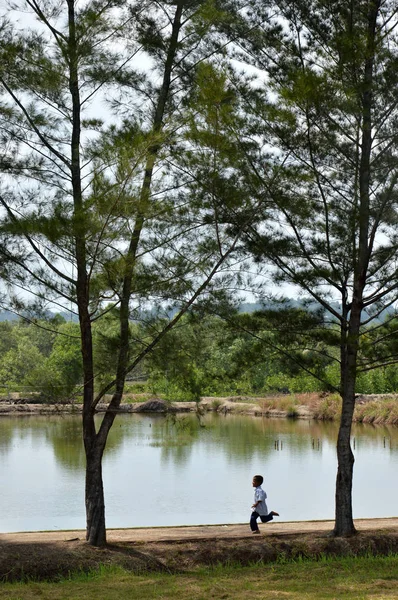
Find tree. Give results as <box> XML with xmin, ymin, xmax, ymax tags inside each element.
<box><xmin>0</xmin><ymin>0</ymin><xmax>260</xmax><ymax>545</ymax></box>
<box><xmin>234</xmin><ymin>0</ymin><xmax>398</xmax><ymax>535</ymax></box>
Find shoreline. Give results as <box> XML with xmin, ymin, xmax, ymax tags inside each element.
<box><xmin>0</xmin><ymin>396</ymin><xmax>309</xmax><ymax>418</ymax></box>
<box><xmin>3</xmin><ymin>516</ymin><xmax>398</xmax><ymax>542</ymax></box>
<box><xmin>1</xmin><ymin>393</ymin><xmax>398</xmax><ymax>425</ymax></box>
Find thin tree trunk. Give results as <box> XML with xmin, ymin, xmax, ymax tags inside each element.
<box><xmin>334</xmin><ymin>305</ymin><xmax>360</xmax><ymax>536</ymax></box>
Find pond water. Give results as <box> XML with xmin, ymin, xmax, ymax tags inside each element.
<box><xmin>0</xmin><ymin>412</ymin><xmax>397</xmax><ymax>533</ymax></box>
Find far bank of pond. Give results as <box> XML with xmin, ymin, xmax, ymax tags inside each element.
<box><xmin>1</xmin><ymin>392</ymin><xmax>398</xmax><ymax>425</ymax></box>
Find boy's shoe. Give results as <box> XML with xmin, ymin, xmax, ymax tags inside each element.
<box><xmin>252</xmin><ymin>530</ymin><xmax>261</xmax><ymax>534</ymax></box>
<box><xmin>270</xmin><ymin>511</ymin><xmax>279</xmax><ymax>516</ymax></box>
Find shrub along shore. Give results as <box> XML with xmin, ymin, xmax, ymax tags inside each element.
<box><xmin>1</xmin><ymin>392</ymin><xmax>398</xmax><ymax>425</ymax></box>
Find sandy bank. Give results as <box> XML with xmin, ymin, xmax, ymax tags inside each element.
<box><xmin>2</xmin><ymin>517</ymin><xmax>398</xmax><ymax>544</ymax></box>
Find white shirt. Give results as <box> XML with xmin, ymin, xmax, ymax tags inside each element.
<box><xmin>254</xmin><ymin>485</ymin><xmax>268</xmax><ymax>516</ymax></box>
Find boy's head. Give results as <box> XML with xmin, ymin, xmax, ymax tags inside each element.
<box><xmin>252</xmin><ymin>475</ymin><xmax>263</xmax><ymax>487</ymax></box>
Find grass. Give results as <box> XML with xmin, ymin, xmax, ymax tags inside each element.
<box><xmin>354</xmin><ymin>399</ymin><xmax>398</xmax><ymax>425</ymax></box>
<box><xmin>255</xmin><ymin>392</ymin><xmax>398</xmax><ymax>425</ymax></box>
<box><xmin>312</xmin><ymin>393</ymin><xmax>342</xmax><ymax>420</ymax></box>
<box><xmin>1</xmin><ymin>555</ymin><xmax>398</xmax><ymax>600</ymax></box>
<box><xmin>210</xmin><ymin>398</ymin><xmax>223</xmax><ymax>410</ymax></box>
<box><xmin>257</xmin><ymin>394</ymin><xmax>301</xmax><ymax>417</ymax></box>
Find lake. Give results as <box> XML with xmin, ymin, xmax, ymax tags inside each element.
<box><xmin>0</xmin><ymin>412</ymin><xmax>397</xmax><ymax>533</ymax></box>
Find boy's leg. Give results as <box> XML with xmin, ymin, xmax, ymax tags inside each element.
<box><xmin>260</xmin><ymin>511</ymin><xmax>280</xmax><ymax>524</ymax></box>
<box><xmin>250</xmin><ymin>511</ymin><xmax>260</xmax><ymax>531</ymax></box>
<box><xmin>260</xmin><ymin>514</ymin><xmax>273</xmax><ymax>523</ymax></box>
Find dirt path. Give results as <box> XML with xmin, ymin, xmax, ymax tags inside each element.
<box><xmin>2</xmin><ymin>517</ymin><xmax>398</xmax><ymax>544</ymax></box>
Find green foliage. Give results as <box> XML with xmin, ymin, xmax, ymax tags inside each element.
<box><xmin>143</xmin><ymin>308</ymin><xmax>398</xmax><ymax>398</ymax></box>
<box><xmin>0</xmin><ymin>337</ymin><xmax>45</xmax><ymax>390</ymax></box>
<box><xmin>26</xmin><ymin>322</ymin><xmax>83</xmax><ymax>401</ymax></box>
<box><xmin>0</xmin><ymin>318</ymin><xmax>82</xmax><ymax>400</ymax></box>
<box><xmin>3</xmin><ymin>311</ymin><xmax>398</xmax><ymax>400</ymax></box>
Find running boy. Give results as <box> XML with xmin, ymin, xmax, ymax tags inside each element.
<box><xmin>250</xmin><ymin>475</ymin><xmax>279</xmax><ymax>533</ymax></box>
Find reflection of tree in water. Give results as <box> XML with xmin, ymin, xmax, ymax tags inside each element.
<box><xmin>43</xmin><ymin>415</ymin><xmax>85</xmax><ymax>470</ymax></box>
<box><xmin>198</xmin><ymin>414</ymin><xmax>319</xmax><ymax>459</ymax></box>
<box><xmin>149</xmin><ymin>414</ymin><xmax>202</xmax><ymax>466</ymax></box>
<box><xmin>350</xmin><ymin>422</ymin><xmax>398</xmax><ymax>451</ymax></box>
<box><xmin>136</xmin><ymin>413</ymin><xmax>336</xmax><ymax>463</ymax></box>
<box><xmin>155</xmin><ymin>413</ymin><xmax>398</xmax><ymax>461</ymax></box>
<box><xmin>0</xmin><ymin>417</ymin><xmax>15</xmax><ymax>454</ymax></box>
<box><xmin>47</xmin><ymin>415</ymin><xmax>128</xmax><ymax>470</ymax></box>
<box><xmin>1</xmin><ymin>412</ymin><xmax>397</xmax><ymax>471</ymax></box>
<box><xmin>21</xmin><ymin>415</ymin><xmax>125</xmax><ymax>471</ymax></box>
<box><xmin>0</xmin><ymin>415</ymin><xmax>63</xmax><ymax>455</ymax></box>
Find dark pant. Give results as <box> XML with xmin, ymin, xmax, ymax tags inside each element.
<box><xmin>250</xmin><ymin>511</ymin><xmax>273</xmax><ymax>531</ymax></box>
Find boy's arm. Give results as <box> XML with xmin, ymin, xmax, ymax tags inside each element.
<box><xmin>252</xmin><ymin>490</ymin><xmax>261</xmax><ymax>508</ymax></box>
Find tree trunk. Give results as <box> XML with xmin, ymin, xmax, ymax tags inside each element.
<box><xmin>334</xmin><ymin>428</ymin><xmax>356</xmax><ymax>536</ymax></box>
<box><xmin>333</xmin><ymin>294</ymin><xmax>356</xmax><ymax>536</ymax></box>
<box><xmin>334</xmin><ymin>342</ymin><xmax>357</xmax><ymax>536</ymax></box>
<box><xmin>85</xmin><ymin>446</ymin><xmax>106</xmax><ymax>546</ymax></box>
<box><xmin>334</xmin><ymin>283</ymin><xmax>364</xmax><ymax>536</ymax></box>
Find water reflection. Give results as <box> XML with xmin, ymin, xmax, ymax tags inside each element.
<box><xmin>0</xmin><ymin>412</ymin><xmax>397</xmax><ymax>533</ymax></box>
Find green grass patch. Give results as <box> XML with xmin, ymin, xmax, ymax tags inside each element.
<box><xmin>2</xmin><ymin>554</ymin><xmax>398</xmax><ymax>600</ymax></box>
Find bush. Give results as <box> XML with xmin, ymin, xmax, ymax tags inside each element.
<box><xmin>312</xmin><ymin>394</ymin><xmax>342</xmax><ymax>420</ymax></box>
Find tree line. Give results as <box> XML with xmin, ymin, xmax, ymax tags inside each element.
<box><xmin>1</xmin><ymin>0</ymin><xmax>398</xmax><ymax>543</ymax></box>
<box><xmin>2</xmin><ymin>310</ymin><xmax>398</xmax><ymax>400</ymax></box>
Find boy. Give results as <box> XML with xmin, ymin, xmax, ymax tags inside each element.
<box><xmin>250</xmin><ymin>475</ymin><xmax>279</xmax><ymax>533</ymax></box>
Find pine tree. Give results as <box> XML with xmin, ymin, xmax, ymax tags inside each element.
<box><xmin>0</xmin><ymin>0</ymin><xmax>260</xmax><ymax>545</ymax></box>
<box><xmin>236</xmin><ymin>0</ymin><xmax>398</xmax><ymax>535</ymax></box>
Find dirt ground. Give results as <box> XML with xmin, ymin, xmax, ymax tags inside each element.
<box><xmin>2</xmin><ymin>519</ymin><xmax>398</xmax><ymax>582</ymax></box>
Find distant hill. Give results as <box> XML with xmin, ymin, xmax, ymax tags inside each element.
<box><xmin>0</xmin><ymin>311</ymin><xmax>77</xmax><ymax>322</ymax></box>
<box><xmin>239</xmin><ymin>299</ymin><xmax>397</xmax><ymax>323</ymax></box>
<box><xmin>0</xmin><ymin>299</ymin><xmax>395</xmax><ymax>323</ymax></box>
<box><xmin>238</xmin><ymin>299</ymin><xmax>341</xmax><ymax>314</ymax></box>
<box><xmin>0</xmin><ymin>310</ymin><xmax>19</xmax><ymax>321</ymax></box>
